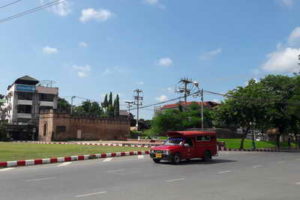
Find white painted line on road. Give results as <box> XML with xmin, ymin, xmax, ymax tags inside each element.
<box><xmin>0</xmin><ymin>167</ymin><xmax>15</xmax><ymax>172</ymax></box>
<box><xmin>25</xmin><ymin>177</ymin><xmax>56</xmax><ymax>182</ymax></box>
<box><xmin>217</xmin><ymin>170</ymin><xmax>232</xmax><ymax>175</ymax></box>
<box><xmin>58</xmin><ymin>162</ymin><xmax>72</xmax><ymax>167</ymax></box>
<box><xmin>252</xmin><ymin>165</ymin><xmax>263</xmax><ymax>168</ymax></box>
<box><xmin>138</xmin><ymin>155</ymin><xmax>145</xmax><ymax>159</ymax></box>
<box><xmin>296</xmin><ymin>182</ymin><xmax>300</xmax><ymax>185</ymax></box>
<box><xmin>75</xmin><ymin>191</ymin><xmax>107</xmax><ymax>198</ymax></box>
<box><xmin>106</xmin><ymin>169</ymin><xmax>125</xmax><ymax>173</ymax></box>
<box><xmin>103</xmin><ymin>158</ymin><xmax>113</xmax><ymax>162</ymax></box>
<box><xmin>165</xmin><ymin>178</ymin><xmax>185</xmax><ymax>183</ymax></box>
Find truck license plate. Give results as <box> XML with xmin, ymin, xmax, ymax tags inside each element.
<box><xmin>155</xmin><ymin>153</ymin><xmax>162</xmax><ymax>158</ymax></box>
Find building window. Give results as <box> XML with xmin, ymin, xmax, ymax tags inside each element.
<box><xmin>39</xmin><ymin>106</ymin><xmax>53</xmax><ymax>113</ymax></box>
<box><xmin>17</xmin><ymin>105</ymin><xmax>32</xmax><ymax>113</ymax></box>
<box><xmin>56</xmin><ymin>126</ymin><xmax>66</xmax><ymax>133</ymax></box>
<box><xmin>39</xmin><ymin>94</ymin><xmax>55</xmax><ymax>102</ymax></box>
<box><xmin>43</xmin><ymin>123</ymin><xmax>47</xmax><ymax>136</ymax></box>
<box><xmin>17</xmin><ymin>92</ymin><xmax>33</xmax><ymax>100</ymax></box>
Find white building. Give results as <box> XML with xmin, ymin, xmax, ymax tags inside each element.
<box><xmin>3</xmin><ymin>76</ymin><xmax>58</xmax><ymax>125</ymax></box>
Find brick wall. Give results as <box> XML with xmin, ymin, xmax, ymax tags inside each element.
<box><xmin>39</xmin><ymin>111</ymin><xmax>130</xmax><ymax>142</ymax></box>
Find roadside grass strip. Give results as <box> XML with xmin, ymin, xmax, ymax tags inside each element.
<box><xmin>0</xmin><ymin>142</ymin><xmax>149</xmax><ymax>168</ymax></box>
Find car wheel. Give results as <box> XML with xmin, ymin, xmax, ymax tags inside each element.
<box><xmin>172</xmin><ymin>153</ymin><xmax>181</xmax><ymax>164</ymax></box>
<box><xmin>203</xmin><ymin>150</ymin><xmax>212</xmax><ymax>161</ymax></box>
<box><xmin>153</xmin><ymin>159</ymin><xmax>160</xmax><ymax>163</ymax></box>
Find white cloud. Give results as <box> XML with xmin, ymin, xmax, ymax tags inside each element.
<box><xmin>43</xmin><ymin>46</ymin><xmax>58</xmax><ymax>54</ymax></box>
<box><xmin>158</xmin><ymin>57</ymin><xmax>173</xmax><ymax>67</ymax></box>
<box><xmin>167</xmin><ymin>87</ymin><xmax>173</xmax><ymax>93</ymax></box>
<box><xmin>145</xmin><ymin>0</ymin><xmax>159</xmax><ymax>5</ymax></box>
<box><xmin>41</xmin><ymin>0</ymin><xmax>71</xmax><ymax>16</ymax></box>
<box><xmin>73</xmin><ymin>65</ymin><xmax>91</xmax><ymax>78</ymax></box>
<box><xmin>137</xmin><ymin>81</ymin><xmax>144</xmax><ymax>85</ymax></box>
<box><xmin>288</xmin><ymin>27</ymin><xmax>300</xmax><ymax>45</ymax></box>
<box><xmin>156</xmin><ymin>95</ymin><xmax>168</xmax><ymax>102</ymax></box>
<box><xmin>212</xmin><ymin>99</ymin><xmax>221</xmax><ymax>103</ymax></box>
<box><xmin>278</xmin><ymin>0</ymin><xmax>294</xmax><ymax>7</ymax></box>
<box><xmin>102</xmin><ymin>66</ymin><xmax>123</xmax><ymax>76</ymax></box>
<box><xmin>200</xmin><ymin>48</ymin><xmax>222</xmax><ymax>60</ymax></box>
<box><xmin>261</xmin><ymin>48</ymin><xmax>300</xmax><ymax>73</ymax></box>
<box><xmin>80</xmin><ymin>8</ymin><xmax>113</xmax><ymax>23</ymax></box>
<box><xmin>79</xmin><ymin>42</ymin><xmax>88</xmax><ymax>48</ymax></box>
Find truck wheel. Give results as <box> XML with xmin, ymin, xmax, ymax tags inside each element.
<box><xmin>172</xmin><ymin>153</ymin><xmax>181</xmax><ymax>164</ymax></box>
<box><xmin>203</xmin><ymin>150</ymin><xmax>212</xmax><ymax>161</ymax></box>
<box><xmin>153</xmin><ymin>159</ymin><xmax>160</xmax><ymax>163</ymax></box>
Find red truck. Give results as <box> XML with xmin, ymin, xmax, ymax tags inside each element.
<box><xmin>150</xmin><ymin>131</ymin><xmax>218</xmax><ymax>164</ymax></box>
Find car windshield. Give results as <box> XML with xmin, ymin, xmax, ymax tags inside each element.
<box><xmin>163</xmin><ymin>137</ymin><xmax>184</xmax><ymax>146</ymax></box>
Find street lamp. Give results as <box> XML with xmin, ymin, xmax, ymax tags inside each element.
<box><xmin>193</xmin><ymin>81</ymin><xmax>204</xmax><ymax>130</ymax></box>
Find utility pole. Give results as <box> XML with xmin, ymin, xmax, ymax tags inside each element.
<box><xmin>125</xmin><ymin>101</ymin><xmax>134</xmax><ymax>119</ymax></box>
<box><xmin>134</xmin><ymin>89</ymin><xmax>143</xmax><ymax>131</ymax></box>
<box><xmin>193</xmin><ymin>81</ymin><xmax>204</xmax><ymax>130</ymax></box>
<box><xmin>177</xmin><ymin>78</ymin><xmax>194</xmax><ymax>102</ymax></box>
<box><xmin>70</xmin><ymin>96</ymin><xmax>76</xmax><ymax>114</ymax></box>
<box><xmin>200</xmin><ymin>88</ymin><xmax>204</xmax><ymax>130</ymax></box>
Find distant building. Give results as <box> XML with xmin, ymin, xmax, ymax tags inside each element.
<box><xmin>1</xmin><ymin>76</ymin><xmax>58</xmax><ymax>140</ymax></box>
<box><xmin>155</xmin><ymin>101</ymin><xmax>219</xmax><ymax>114</ymax></box>
<box><xmin>3</xmin><ymin>75</ymin><xmax>58</xmax><ymax>125</ymax></box>
<box><xmin>39</xmin><ymin>110</ymin><xmax>129</xmax><ymax>142</ymax></box>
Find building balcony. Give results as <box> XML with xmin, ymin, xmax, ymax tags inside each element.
<box><xmin>40</xmin><ymin>101</ymin><xmax>54</xmax><ymax>107</ymax></box>
<box><xmin>17</xmin><ymin>100</ymin><xmax>33</xmax><ymax>105</ymax></box>
<box><xmin>17</xmin><ymin>113</ymin><xmax>32</xmax><ymax>119</ymax></box>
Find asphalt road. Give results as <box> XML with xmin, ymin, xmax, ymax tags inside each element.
<box><xmin>1</xmin><ymin>151</ymin><xmax>300</xmax><ymax>200</ymax></box>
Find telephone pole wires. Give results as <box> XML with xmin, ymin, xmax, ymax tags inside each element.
<box><xmin>134</xmin><ymin>89</ymin><xmax>143</xmax><ymax>131</ymax></box>
<box><xmin>125</xmin><ymin>101</ymin><xmax>134</xmax><ymax>119</ymax></box>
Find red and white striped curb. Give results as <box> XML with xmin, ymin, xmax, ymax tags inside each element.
<box><xmin>0</xmin><ymin>150</ymin><xmax>150</xmax><ymax>168</ymax></box>
<box><xmin>16</xmin><ymin>141</ymin><xmax>160</xmax><ymax>148</ymax></box>
<box><xmin>218</xmin><ymin>147</ymin><xmax>280</xmax><ymax>152</ymax></box>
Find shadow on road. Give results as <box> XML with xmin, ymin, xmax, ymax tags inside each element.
<box><xmin>158</xmin><ymin>158</ymin><xmax>236</xmax><ymax>165</ymax></box>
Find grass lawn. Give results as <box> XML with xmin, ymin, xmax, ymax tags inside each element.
<box><xmin>0</xmin><ymin>142</ymin><xmax>149</xmax><ymax>162</ymax></box>
<box><xmin>218</xmin><ymin>138</ymin><xmax>296</xmax><ymax>149</ymax></box>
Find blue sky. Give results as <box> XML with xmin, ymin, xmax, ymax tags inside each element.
<box><xmin>0</xmin><ymin>0</ymin><xmax>300</xmax><ymax>119</ymax></box>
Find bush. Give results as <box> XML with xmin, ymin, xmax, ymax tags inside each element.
<box><xmin>0</xmin><ymin>121</ymin><xmax>8</xmax><ymax>141</ymax></box>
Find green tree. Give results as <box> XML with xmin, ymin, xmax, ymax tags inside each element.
<box><xmin>260</xmin><ymin>75</ymin><xmax>297</xmax><ymax>148</ymax></box>
<box><xmin>57</xmin><ymin>97</ymin><xmax>71</xmax><ymax>113</ymax></box>
<box><xmin>114</xmin><ymin>94</ymin><xmax>120</xmax><ymax>117</ymax></box>
<box><xmin>74</xmin><ymin>100</ymin><xmax>103</xmax><ymax>116</ymax></box>
<box><xmin>215</xmin><ymin>79</ymin><xmax>269</xmax><ymax>149</ymax></box>
<box><xmin>109</xmin><ymin>92</ymin><xmax>113</xmax><ymax>107</ymax></box>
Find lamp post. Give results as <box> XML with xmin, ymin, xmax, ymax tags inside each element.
<box><xmin>193</xmin><ymin>81</ymin><xmax>204</xmax><ymax>130</ymax></box>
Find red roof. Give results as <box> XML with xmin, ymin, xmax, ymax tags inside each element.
<box><xmin>161</xmin><ymin>101</ymin><xmax>218</xmax><ymax>110</ymax></box>
<box><xmin>167</xmin><ymin>131</ymin><xmax>216</xmax><ymax>137</ymax></box>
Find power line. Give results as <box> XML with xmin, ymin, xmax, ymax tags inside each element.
<box><xmin>0</xmin><ymin>0</ymin><xmax>66</xmax><ymax>24</ymax></box>
<box><xmin>0</xmin><ymin>0</ymin><xmax>22</xmax><ymax>9</ymax></box>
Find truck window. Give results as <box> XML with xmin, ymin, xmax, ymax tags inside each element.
<box><xmin>196</xmin><ymin>136</ymin><xmax>211</xmax><ymax>141</ymax></box>
<box><xmin>185</xmin><ymin>138</ymin><xmax>193</xmax><ymax>147</ymax></box>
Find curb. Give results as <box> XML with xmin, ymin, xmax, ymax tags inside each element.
<box><xmin>219</xmin><ymin>147</ymin><xmax>280</xmax><ymax>152</ymax></box>
<box><xmin>16</xmin><ymin>141</ymin><xmax>160</xmax><ymax>148</ymax></box>
<box><xmin>0</xmin><ymin>150</ymin><xmax>150</xmax><ymax>168</ymax></box>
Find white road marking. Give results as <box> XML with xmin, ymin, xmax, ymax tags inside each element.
<box><xmin>25</xmin><ymin>177</ymin><xmax>56</xmax><ymax>182</ymax></box>
<box><xmin>165</xmin><ymin>178</ymin><xmax>185</xmax><ymax>183</ymax></box>
<box><xmin>252</xmin><ymin>165</ymin><xmax>263</xmax><ymax>168</ymax></box>
<box><xmin>296</xmin><ymin>182</ymin><xmax>300</xmax><ymax>185</ymax></box>
<box><xmin>58</xmin><ymin>162</ymin><xmax>72</xmax><ymax>167</ymax></box>
<box><xmin>217</xmin><ymin>170</ymin><xmax>232</xmax><ymax>175</ymax></box>
<box><xmin>75</xmin><ymin>191</ymin><xmax>107</xmax><ymax>198</ymax></box>
<box><xmin>103</xmin><ymin>158</ymin><xmax>113</xmax><ymax>162</ymax></box>
<box><xmin>106</xmin><ymin>169</ymin><xmax>125</xmax><ymax>173</ymax></box>
<box><xmin>0</xmin><ymin>167</ymin><xmax>15</xmax><ymax>172</ymax></box>
<box><xmin>138</xmin><ymin>155</ymin><xmax>144</xmax><ymax>159</ymax></box>
<box><xmin>277</xmin><ymin>161</ymin><xmax>285</xmax><ymax>164</ymax></box>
